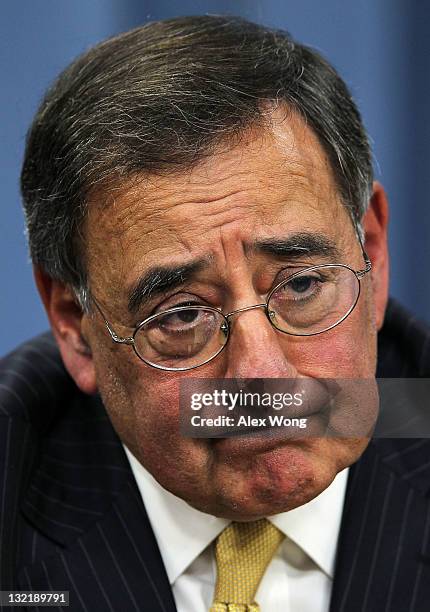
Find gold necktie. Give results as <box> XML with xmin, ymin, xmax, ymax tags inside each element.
<box><xmin>210</xmin><ymin>519</ymin><xmax>285</xmax><ymax>612</ymax></box>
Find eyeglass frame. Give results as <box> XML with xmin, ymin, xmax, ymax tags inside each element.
<box><xmin>90</xmin><ymin>241</ymin><xmax>372</xmax><ymax>372</ymax></box>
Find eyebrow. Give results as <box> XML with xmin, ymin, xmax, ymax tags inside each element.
<box><xmin>254</xmin><ymin>232</ymin><xmax>341</xmax><ymax>260</ymax></box>
<box><xmin>128</xmin><ymin>259</ymin><xmax>208</xmax><ymax>314</ymax></box>
<box><xmin>127</xmin><ymin>232</ymin><xmax>341</xmax><ymax>314</ymax></box>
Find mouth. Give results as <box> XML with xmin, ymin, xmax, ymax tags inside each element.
<box><xmin>209</xmin><ymin>409</ymin><xmax>329</xmax><ymax>455</ymax></box>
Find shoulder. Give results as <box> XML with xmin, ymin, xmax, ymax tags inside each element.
<box><xmin>0</xmin><ymin>332</ymin><xmax>74</xmax><ymax>430</ymax></box>
<box><xmin>377</xmin><ymin>298</ymin><xmax>430</xmax><ymax>377</ymax></box>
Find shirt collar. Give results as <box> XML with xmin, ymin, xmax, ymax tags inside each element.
<box><xmin>124</xmin><ymin>445</ymin><xmax>348</xmax><ymax>584</ymax></box>
<box><xmin>124</xmin><ymin>446</ymin><xmax>228</xmax><ymax>584</ymax></box>
<box><xmin>269</xmin><ymin>467</ymin><xmax>349</xmax><ymax>577</ymax></box>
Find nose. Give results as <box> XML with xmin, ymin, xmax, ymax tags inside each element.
<box><xmin>222</xmin><ymin>305</ymin><xmax>298</xmax><ymax>379</ymax></box>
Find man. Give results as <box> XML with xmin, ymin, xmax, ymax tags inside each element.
<box><xmin>1</xmin><ymin>15</ymin><xmax>430</xmax><ymax>612</ymax></box>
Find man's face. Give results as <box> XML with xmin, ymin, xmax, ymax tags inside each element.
<box><xmin>79</xmin><ymin>111</ymin><xmax>386</xmax><ymax>520</ymax></box>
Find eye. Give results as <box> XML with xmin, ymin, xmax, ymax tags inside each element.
<box><xmin>158</xmin><ymin>307</ymin><xmax>206</xmax><ymax>333</ymax></box>
<box><xmin>137</xmin><ymin>305</ymin><xmax>226</xmax><ymax>363</ymax></box>
<box><xmin>175</xmin><ymin>310</ymin><xmax>199</xmax><ymax>323</ymax></box>
<box><xmin>288</xmin><ymin>275</ymin><xmax>319</xmax><ymax>295</ymax></box>
<box><xmin>277</xmin><ymin>272</ymin><xmax>324</xmax><ymax>301</ymax></box>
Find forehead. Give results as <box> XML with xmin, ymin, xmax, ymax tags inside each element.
<box><xmin>86</xmin><ymin>111</ymin><xmax>352</xmax><ymax>295</ymax></box>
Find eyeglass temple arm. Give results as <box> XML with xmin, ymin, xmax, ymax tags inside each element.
<box><xmin>353</xmin><ymin>218</ymin><xmax>372</xmax><ymax>278</ymax></box>
<box><xmin>90</xmin><ymin>295</ymin><xmax>134</xmax><ymax>345</ymax></box>
<box><xmin>356</xmin><ymin>255</ymin><xmax>372</xmax><ymax>278</ymax></box>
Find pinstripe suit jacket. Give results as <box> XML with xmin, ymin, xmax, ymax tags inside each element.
<box><xmin>1</xmin><ymin>298</ymin><xmax>430</xmax><ymax>612</ymax></box>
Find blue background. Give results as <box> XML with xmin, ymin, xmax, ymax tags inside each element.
<box><xmin>1</xmin><ymin>1</ymin><xmax>429</xmax><ymax>355</ymax></box>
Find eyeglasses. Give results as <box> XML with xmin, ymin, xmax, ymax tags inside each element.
<box><xmin>91</xmin><ymin>252</ymin><xmax>371</xmax><ymax>372</ymax></box>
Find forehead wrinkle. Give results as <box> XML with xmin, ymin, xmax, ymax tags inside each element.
<box><xmin>143</xmin><ymin>165</ymin><xmax>327</xmax><ymax>230</ymax></box>
<box><xmin>143</xmin><ymin>172</ymin><xmax>267</xmax><ymax>211</ymax></box>
<box><xmin>182</xmin><ymin>158</ymin><xmax>320</xmax><ymax>204</ymax></box>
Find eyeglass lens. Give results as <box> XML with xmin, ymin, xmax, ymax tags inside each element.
<box><xmin>268</xmin><ymin>265</ymin><xmax>359</xmax><ymax>335</ymax></box>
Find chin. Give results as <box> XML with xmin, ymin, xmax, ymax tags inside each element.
<box><xmin>196</xmin><ymin>437</ymin><xmax>368</xmax><ymax>520</ymax></box>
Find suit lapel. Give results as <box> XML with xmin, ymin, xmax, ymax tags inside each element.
<box><xmin>21</xmin><ymin>477</ymin><xmax>177</xmax><ymax>612</ymax></box>
<box><xmin>330</xmin><ymin>439</ymin><xmax>430</xmax><ymax>612</ymax></box>
<box><xmin>330</xmin><ymin>300</ymin><xmax>430</xmax><ymax>610</ymax></box>
<box><xmin>8</xmin><ymin>337</ymin><xmax>176</xmax><ymax>612</ymax></box>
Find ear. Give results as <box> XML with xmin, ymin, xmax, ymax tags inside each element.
<box><xmin>34</xmin><ymin>267</ymin><xmax>98</xmax><ymax>394</ymax></box>
<box><xmin>362</xmin><ymin>181</ymin><xmax>390</xmax><ymax>330</ymax></box>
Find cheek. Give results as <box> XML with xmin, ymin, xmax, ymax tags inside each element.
<box><xmin>91</xmin><ymin>342</ymin><xmax>174</xmax><ymax>439</ymax></box>
<box><xmin>285</xmin><ymin>302</ymin><xmax>377</xmax><ymax>378</ymax></box>
<box><xmin>111</xmin><ymin>360</ymin><xmax>181</xmax><ymax>434</ymax></box>
<box><xmin>92</xmin><ymin>351</ymin><xmax>211</xmax><ymax>481</ymax></box>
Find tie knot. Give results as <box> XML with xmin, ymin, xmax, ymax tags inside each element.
<box><xmin>210</xmin><ymin>519</ymin><xmax>285</xmax><ymax>611</ymax></box>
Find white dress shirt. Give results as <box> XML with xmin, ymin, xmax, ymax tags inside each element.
<box><xmin>124</xmin><ymin>446</ymin><xmax>348</xmax><ymax>612</ymax></box>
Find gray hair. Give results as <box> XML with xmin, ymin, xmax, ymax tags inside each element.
<box><xmin>21</xmin><ymin>15</ymin><xmax>373</xmax><ymax>310</ymax></box>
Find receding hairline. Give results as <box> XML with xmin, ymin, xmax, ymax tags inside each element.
<box><xmin>83</xmin><ymin>103</ymin><xmax>341</xmax><ymax>219</ymax></box>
